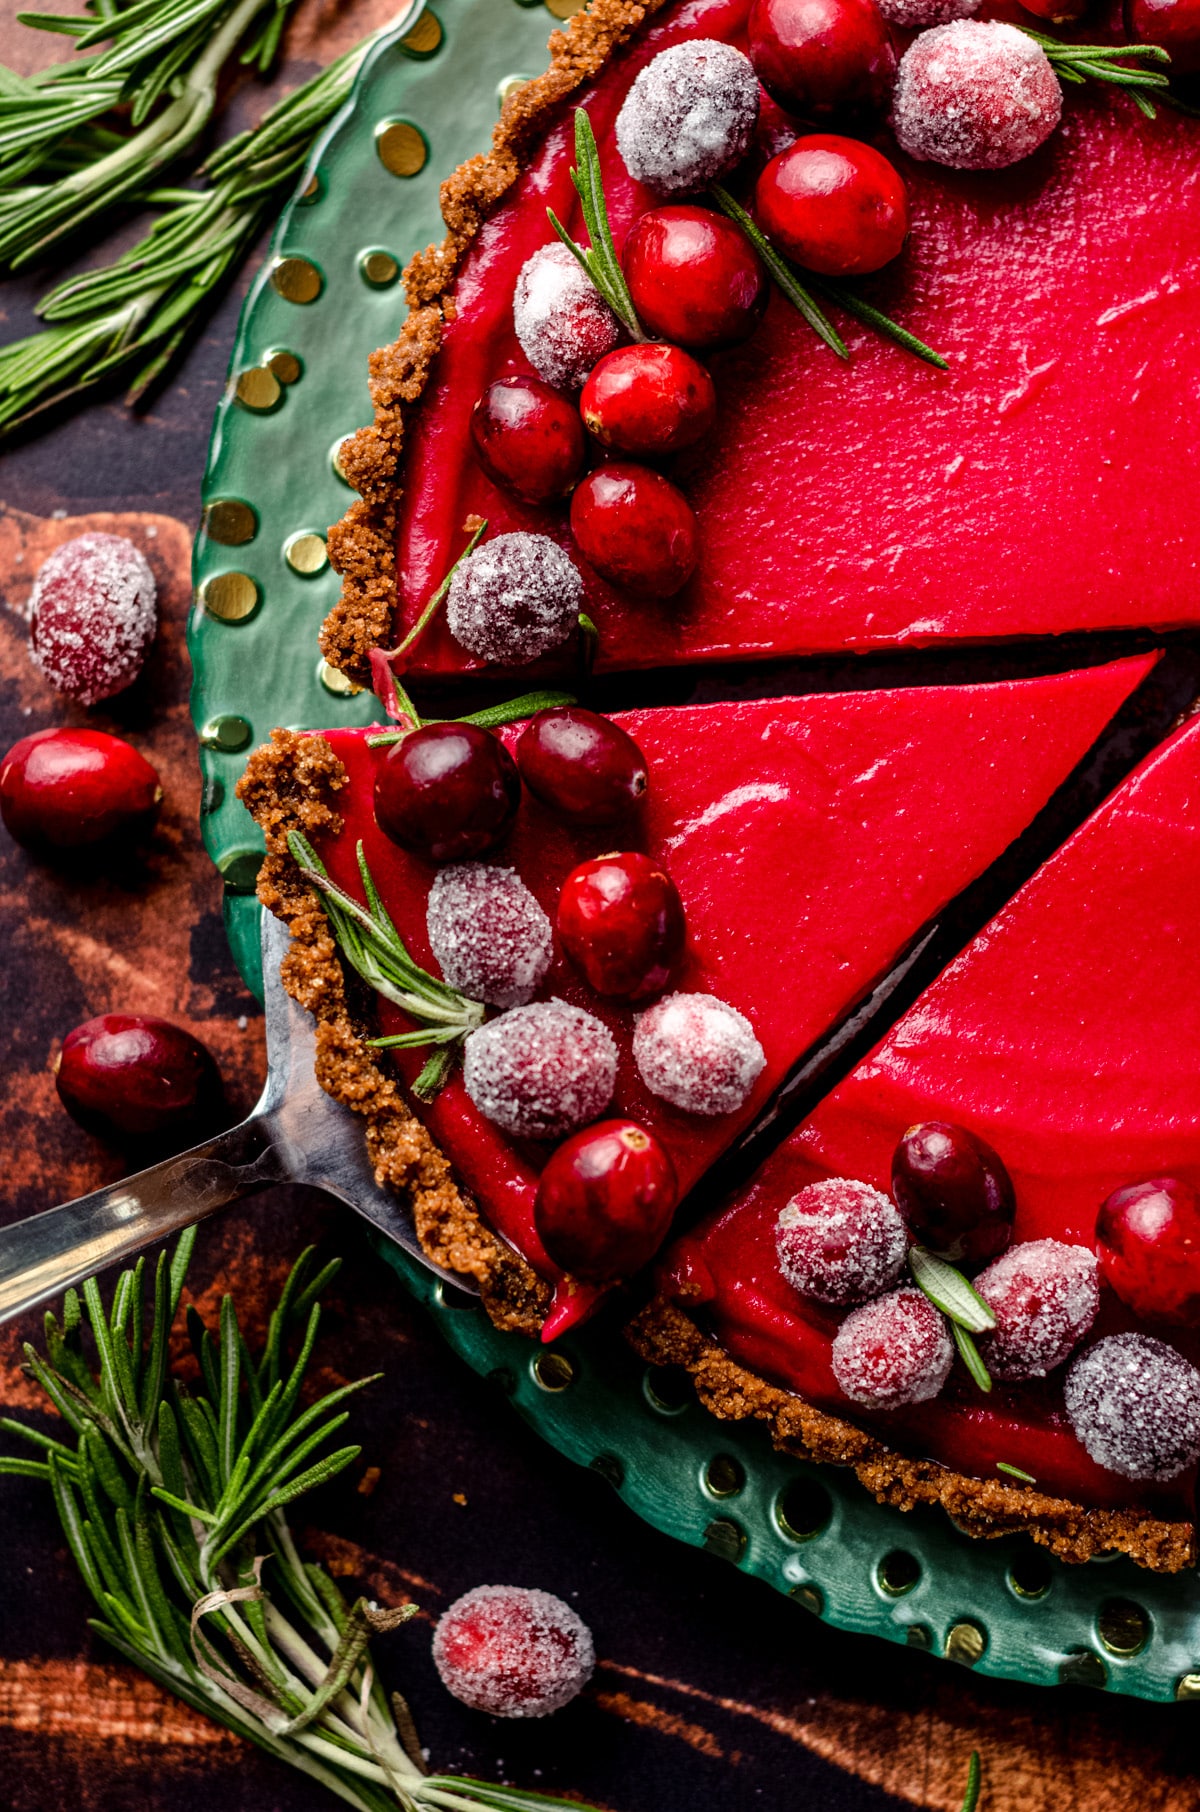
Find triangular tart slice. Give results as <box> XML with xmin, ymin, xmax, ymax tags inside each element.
<box><xmin>241</xmin><ymin>656</ymin><xmax>1152</xmax><ymax>1338</ymax></box>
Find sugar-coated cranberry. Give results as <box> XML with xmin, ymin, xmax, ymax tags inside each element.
<box><xmin>748</xmin><ymin>0</ymin><xmax>897</xmax><ymax>124</ymax></box>
<box><xmin>1127</xmin><ymin>0</ymin><xmax>1200</xmax><ymax>73</ymax></box>
<box><xmin>516</xmin><ymin>707</ymin><xmax>648</xmax><ymax>824</ymax></box>
<box><xmin>557</xmin><ymin>852</ymin><xmax>686</xmax><ymax>1001</ymax></box>
<box><xmin>891</xmin><ymin>22</ymin><xmax>1062</xmax><ymax>171</ymax></box>
<box><xmin>974</xmin><ymin>1240</ymin><xmax>1099</xmax><ymax>1381</ymax></box>
<box><xmin>775</xmin><ymin>1177</ymin><xmax>908</xmax><ymax>1306</ymax></box>
<box><xmin>615</xmin><ymin>40</ymin><xmax>760</xmax><ymax>196</ymax></box>
<box><xmin>445</xmin><ymin>532</ymin><xmax>583</xmax><ymax>666</ymax></box>
<box><xmin>891</xmin><ymin>1121</ymin><xmax>1015</xmax><ymax>1266</ymax></box>
<box><xmin>535</xmin><ymin>1117</ymin><xmax>679</xmax><ymax>1280</ymax></box>
<box><xmin>633</xmin><ymin>992</ymin><xmax>766</xmax><ymax>1117</ymax></box>
<box><xmin>426</xmin><ymin>864</ymin><xmax>553</xmax><ymax>1009</ymax></box>
<box><xmin>56</xmin><ymin>1015</ymin><xmax>223</xmax><ymax>1144</ymax></box>
<box><xmin>1064</xmin><ymin>1334</ymin><xmax>1200</xmax><ymax>1482</ymax></box>
<box><xmin>1095</xmin><ymin>1177</ymin><xmax>1200</xmax><ymax>1327</ymax></box>
<box><xmin>471</xmin><ymin>377</ymin><xmax>586</xmax><ymax>505</ymax></box>
<box><xmin>877</xmin><ymin>0</ymin><xmax>979</xmax><ymax>23</ymax></box>
<box><xmin>623</xmin><ymin>207</ymin><xmax>768</xmax><ymax>351</ymax></box>
<box><xmin>374</xmin><ymin>722</ymin><xmax>520</xmax><ymax>863</ymax></box>
<box><xmin>580</xmin><ymin>345</ymin><xmax>717</xmax><ymax>459</ymax></box>
<box><xmin>0</xmin><ymin>728</ymin><xmax>161</xmax><ymax>853</ymax></box>
<box><xmin>462</xmin><ymin>999</ymin><xmax>618</xmax><ymax>1139</ymax></box>
<box><xmin>569</xmin><ymin>464</ymin><xmax>698</xmax><ymax>598</ymax></box>
<box><xmin>513</xmin><ymin>244</ymin><xmax>622</xmax><ymax>389</ymax></box>
<box><xmin>832</xmin><ymin>1287</ymin><xmax>953</xmax><ymax>1409</ymax></box>
<box><xmin>29</xmin><ymin>532</ymin><xmax>156</xmax><ymax>707</ymax></box>
<box><xmin>755</xmin><ymin>136</ymin><xmax>909</xmax><ymax>277</ymax></box>
<box><xmin>432</xmin><ymin>1584</ymin><xmax>594</xmax><ymax>1718</ymax></box>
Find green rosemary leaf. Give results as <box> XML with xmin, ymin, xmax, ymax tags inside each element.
<box><xmin>456</xmin><ymin>689</ymin><xmax>577</xmax><ymax>729</ymax></box>
<box><xmin>138</xmin><ymin>1250</ymin><xmax>171</xmax><ymax>1426</ymax></box>
<box><xmin>367</xmin><ymin>1027</ymin><xmax>466</xmax><ymax>1051</ymax></box>
<box><xmin>996</xmin><ymin>1461</ymin><xmax>1036</xmax><ymax>1484</ymax></box>
<box><xmin>1019</xmin><ymin>27</ymin><xmax>1171</xmax><ymax>109</ymax></box>
<box><xmin>709</xmin><ymin>182</ymin><xmax>850</xmax><ymax>361</ymax></box>
<box><xmin>151</xmin><ymin>1484</ymin><xmax>218</xmax><ymax>1523</ymax></box>
<box><xmin>810</xmin><ymin>275</ymin><xmax>949</xmax><ymax>370</ymax></box>
<box><xmin>209</xmin><ymin>1446</ymin><xmax>363</xmax><ymax>1567</ymax></box>
<box><xmin>83</xmin><ymin>1422</ymin><xmax>134</xmax><ymax>1514</ymax></box>
<box><xmin>908</xmin><ymin>1246</ymin><xmax>996</xmax><ymax>1334</ymax></box>
<box><xmin>0</xmin><ymin>1455</ymin><xmax>52</xmax><ymax>1480</ymax></box>
<box><xmin>951</xmin><ymin>1321</ymin><xmax>993</xmax><ymax>1394</ymax></box>
<box><xmin>393</xmin><ymin>517</ymin><xmax>488</xmax><ymax>662</ymax></box>
<box><xmin>218</xmin><ymin>1294</ymin><xmax>242</xmax><ymax>1485</ymax></box>
<box><xmin>0</xmin><ymin>1414</ymin><xmax>78</xmax><ymax>1463</ymax></box>
<box><xmin>174</xmin><ymin>1388</ymin><xmax>221</xmax><ymax>1501</ymax></box>
<box><xmin>49</xmin><ymin>1452</ymin><xmax>107</xmax><ymax>1608</ymax></box>
<box><xmin>414</xmin><ymin>1044</ymin><xmax>458</xmax><ymax>1102</ymax></box>
<box><xmin>960</xmin><ymin>1750</ymin><xmax>982</xmax><ymax>1812</ymax></box>
<box><xmin>291</xmin><ymin>1257</ymin><xmax>342</xmax><ymax>1328</ymax></box>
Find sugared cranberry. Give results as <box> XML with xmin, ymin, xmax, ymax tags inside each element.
<box><xmin>29</xmin><ymin>532</ymin><xmax>157</xmax><ymax>706</ymax></box>
<box><xmin>1096</xmin><ymin>1177</ymin><xmax>1200</xmax><ymax>1327</ymax></box>
<box><xmin>891</xmin><ymin>1122</ymin><xmax>1015</xmax><ymax>1266</ymax></box>
<box><xmin>1127</xmin><ymin>0</ymin><xmax>1200</xmax><ymax>73</ymax></box>
<box><xmin>748</xmin><ymin>0</ymin><xmax>897</xmax><ymax>124</ymax></box>
<box><xmin>374</xmin><ymin>722</ymin><xmax>520</xmax><ymax>862</ymax></box>
<box><xmin>775</xmin><ymin>1177</ymin><xmax>908</xmax><ymax>1305</ymax></box>
<box><xmin>557</xmin><ymin>852</ymin><xmax>686</xmax><ymax>1001</ymax></box>
<box><xmin>514</xmin><ymin>244</ymin><xmax>622</xmax><ymax>389</ymax></box>
<box><xmin>877</xmin><ymin>0</ymin><xmax>981</xmax><ymax>23</ymax></box>
<box><xmin>623</xmin><ymin>207</ymin><xmax>768</xmax><ymax>351</ymax></box>
<box><xmin>535</xmin><ymin>1117</ymin><xmax>678</xmax><ymax>1280</ymax></box>
<box><xmin>1065</xmin><ymin>1334</ymin><xmax>1200</xmax><ymax>1482</ymax></box>
<box><xmin>569</xmin><ymin>464</ymin><xmax>698</xmax><ymax>598</ymax></box>
<box><xmin>462</xmin><ymin>1000</ymin><xmax>618</xmax><ymax>1139</ymax></box>
<box><xmin>974</xmin><ymin>1240</ymin><xmax>1099</xmax><ymax>1381</ymax></box>
<box><xmin>755</xmin><ymin>136</ymin><xmax>908</xmax><ymax>277</ymax></box>
<box><xmin>1</xmin><ymin>728</ymin><xmax>161</xmax><ymax>853</ymax></box>
<box><xmin>517</xmin><ymin>707</ymin><xmax>648</xmax><ymax>824</ymax></box>
<box><xmin>615</xmin><ymin>40</ymin><xmax>760</xmax><ymax>196</ymax></box>
<box><xmin>471</xmin><ymin>377</ymin><xmax>586</xmax><ymax>505</ymax></box>
<box><xmin>580</xmin><ymin>345</ymin><xmax>717</xmax><ymax>459</ymax></box>
<box><xmin>56</xmin><ymin>1014</ymin><xmax>222</xmax><ymax>1144</ymax></box>
<box><xmin>633</xmin><ymin>992</ymin><xmax>765</xmax><ymax>1116</ymax></box>
<box><xmin>426</xmin><ymin>863</ymin><xmax>553</xmax><ymax>1009</ymax></box>
<box><xmin>891</xmin><ymin>22</ymin><xmax>1062</xmax><ymax>171</ymax></box>
<box><xmin>432</xmin><ymin>1584</ymin><xmax>594</xmax><ymax>1718</ymax></box>
<box><xmin>832</xmin><ymin>1287</ymin><xmax>953</xmax><ymax>1409</ymax></box>
<box><xmin>445</xmin><ymin>532</ymin><xmax>583</xmax><ymax>666</ymax></box>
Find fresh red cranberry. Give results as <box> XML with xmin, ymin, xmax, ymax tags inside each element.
<box><xmin>748</xmin><ymin>0</ymin><xmax>897</xmax><ymax>124</ymax></box>
<box><xmin>535</xmin><ymin>1117</ymin><xmax>679</xmax><ymax>1280</ymax></box>
<box><xmin>470</xmin><ymin>376</ymin><xmax>586</xmax><ymax>505</ymax></box>
<box><xmin>891</xmin><ymin>1122</ymin><xmax>1015</xmax><ymax>1266</ymax></box>
<box><xmin>1096</xmin><ymin>1178</ymin><xmax>1200</xmax><ymax>1326</ymax></box>
<box><xmin>623</xmin><ymin>206</ymin><xmax>768</xmax><ymax>351</ymax></box>
<box><xmin>56</xmin><ymin>1015</ymin><xmax>223</xmax><ymax>1144</ymax></box>
<box><xmin>1019</xmin><ymin>0</ymin><xmax>1086</xmax><ymax>20</ymax></box>
<box><xmin>580</xmin><ymin>344</ymin><xmax>717</xmax><ymax>459</ymax></box>
<box><xmin>374</xmin><ymin>722</ymin><xmax>520</xmax><ymax>863</ymax></box>
<box><xmin>569</xmin><ymin>464</ymin><xmax>698</xmax><ymax>598</ymax></box>
<box><xmin>517</xmin><ymin>707</ymin><xmax>648</xmax><ymax>824</ymax></box>
<box><xmin>1126</xmin><ymin>0</ymin><xmax>1200</xmax><ymax>72</ymax></box>
<box><xmin>1</xmin><ymin>728</ymin><xmax>161</xmax><ymax>853</ymax></box>
<box><xmin>755</xmin><ymin>136</ymin><xmax>909</xmax><ymax>276</ymax></box>
<box><xmin>556</xmin><ymin>851</ymin><xmax>686</xmax><ymax>1001</ymax></box>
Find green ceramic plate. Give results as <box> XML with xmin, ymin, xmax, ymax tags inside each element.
<box><xmin>189</xmin><ymin>0</ymin><xmax>1200</xmax><ymax>1703</ymax></box>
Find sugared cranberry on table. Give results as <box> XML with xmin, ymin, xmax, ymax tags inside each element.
<box><xmin>426</xmin><ymin>863</ymin><xmax>553</xmax><ymax>1009</ymax></box>
<box><xmin>891</xmin><ymin>1121</ymin><xmax>1015</xmax><ymax>1265</ymax></box>
<box><xmin>1096</xmin><ymin>1177</ymin><xmax>1200</xmax><ymax>1327</ymax></box>
<box><xmin>1</xmin><ymin>728</ymin><xmax>161</xmax><ymax>853</ymax></box>
<box><xmin>974</xmin><ymin>1239</ymin><xmax>1099</xmax><ymax>1381</ymax></box>
<box><xmin>374</xmin><ymin>722</ymin><xmax>520</xmax><ymax>862</ymax></box>
<box><xmin>56</xmin><ymin>1014</ymin><xmax>222</xmax><ymax>1144</ymax></box>
<box><xmin>748</xmin><ymin>0</ymin><xmax>897</xmax><ymax>124</ymax></box>
<box><xmin>623</xmin><ymin>207</ymin><xmax>768</xmax><ymax>350</ymax></box>
<box><xmin>775</xmin><ymin>1177</ymin><xmax>908</xmax><ymax>1305</ymax></box>
<box><xmin>891</xmin><ymin>22</ymin><xmax>1062</xmax><ymax>171</ymax></box>
<box><xmin>1065</xmin><ymin>1333</ymin><xmax>1200</xmax><ymax>1482</ymax></box>
<box><xmin>445</xmin><ymin>532</ymin><xmax>583</xmax><ymax>666</ymax></box>
<box><xmin>633</xmin><ymin>992</ymin><xmax>766</xmax><ymax>1116</ymax></box>
<box><xmin>471</xmin><ymin>377</ymin><xmax>586</xmax><ymax>505</ymax></box>
<box><xmin>569</xmin><ymin>464</ymin><xmax>698</xmax><ymax>597</ymax></box>
<box><xmin>832</xmin><ymin>1286</ymin><xmax>954</xmax><ymax>1409</ymax></box>
<box><xmin>432</xmin><ymin>1584</ymin><xmax>594</xmax><ymax>1717</ymax></box>
<box><xmin>462</xmin><ymin>999</ymin><xmax>618</xmax><ymax>1139</ymax></box>
<box><xmin>514</xmin><ymin>244</ymin><xmax>622</xmax><ymax>389</ymax></box>
<box><xmin>615</xmin><ymin>40</ymin><xmax>760</xmax><ymax>196</ymax></box>
<box><xmin>755</xmin><ymin>137</ymin><xmax>909</xmax><ymax>277</ymax></box>
<box><xmin>557</xmin><ymin>852</ymin><xmax>685</xmax><ymax>1001</ymax></box>
<box><xmin>535</xmin><ymin>1117</ymin><xmax>679</xmax><ymax>1280</ymax></box>
<box><xmin>29</xmin><ymin>532</ymin><xmax>157</xmax><ymax>706</ymax></box>
<box><xmin>517</xmin><ymin>706</ymin><xmax>648</xmax><ymax>824</ymax></box>
<box><xmin>580</xmin><ymin>345</ymin><xmax>717</xmax><ymax>459</ymax></box>
<box><xmin>1127</xmin><ymin>0</ymin><xmax>1200</xmax><ymax>73</ymax></box>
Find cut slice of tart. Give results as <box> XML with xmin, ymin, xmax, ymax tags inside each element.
<box><xmin>239</xmin><ymin>655</ymin><xmax>1152</xmax><ymax>1339</ymax></box>
<box><xmin>324</xmin><ymin>0</ymin><xmax>1200</xmax><ymax>688</ymax></box>
<box><xmin>633</xmin><ymin>709</ymin><xmax>1200</xmax><ymax>1571</ymax></box>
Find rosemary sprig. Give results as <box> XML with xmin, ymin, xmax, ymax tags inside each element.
<box><xmin>960</xmin><ymin>1751</ymin><xmax>982</xmax><ymax>1812</ymax></box>
<box><xmin>1019</xmin><ymin>28</ymin><xmax>1171</xmax><ymax>119</ymax></box>
<box><xmin>996</xmin><ymin>1461</ymin><xmax>1036</xmax><ymax>1485</ymax></box>
<box><xmin>908</xmin><ymin>1246</ymin><xmax>994</xmax><ymax>1393</ymax></box>
<box><xmin>0</xmin><ymin>1236</ymin><xmax>600</xmax><ymax>1812</ymax></box>
<box><xmin>548</xmin><ymin>108</ymin><xmax>645</xmax><ymax>342</ymax></box>
<box><xmin>366</xmin><ymin>689</ymin><xmax>578</xmax><ymax>748</ymax></box>
<box><xmin>950</xmin><ymin>1321</ymin><xmax>992</xmax><ymax>1395</ymax></box>
<box><xmin>367</xmin><ymin>520</ymin><xmax>490</xmax><ymax>707</ymax></box>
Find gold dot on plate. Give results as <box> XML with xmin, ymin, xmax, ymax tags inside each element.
<box><xmin>235</xmin><ymin>365</ymin><xmax>281</xmax><ymax>411</ymax></box>
<box><xmin>789</xmin><ymin>1584</ymin><xmax>824</xmax><ymax>1618</ymax></box>
<box><xmin>401</xmin><ymin>9</ymin><xmax>443</xmax><ymax>55</ymax></box>
<box><xmin>496</xmin><ymin>71</ymin><xmax>532</xmax><ymax>108</ymax></box>
<box><xmin>360</xmin><ymin>249</ymin><xmax>400</xmax><ymax>287</ymax></box>
<box><xmin>1058</xmin><ymin>1648</ymin><xmax>1107</xmax><ymax>1690</ymax></box>
<box><xmin>299</xmin><ymin>173</ymin><xmax>320</xmax><ymax>203</ymax></box>
<box><xmin>944</xmin><ymin>1621</ymin><xmax>986</xmax><ymax>1667</ymax></box>
<box><xmin>376</xmin><ymin>120</ymin><xmax>427</xmax><ymax>177</ymax></box>
<box><xmin>532</xmin><ymin>1350</ymin><xmax>576</xmax><ymax>1392</ymax></box>
<box><xmin>545</xmin><ymin>0</ymin><xmax>585</xmax><ymax>18</ymax></box>
<box><xmin>318</xmin><ymin>659</ymin><xmax>363</xmax><ymax>698</ymax></box>
<box><xmin>877</xmin><ymin>1550</ymin><xmax>921</xmax><ymax>1596</ymax></box>
<box><xmin>205</xmin><ymin>499</ymin><xmax>257</xmax><ymax>546</ymax></box>
<box><xmin>905</xmin><ymin>1624</ymin><xmax>933</xmax><ymax>1651</ymax></box>
<box><xmin>1177</xmin><ymin>1673</ymin><xmax>1200</xmax><ymax>1701</ymax></box>
<box><xmin>1098</xmin><ymin>1599</ymin><xmax>1150</xmax><ymax>1658</ymax></box>
<box><xmin>285</xmin><ymin>531</ymin><xmax>328</xmax><ymax>576</ymax></box>
<box><xmin>1008</xmin><ymin>1553</ymin><xmax>1053</xmax><ymax>1600</ymax></box>
<box><xmin>704</xmin><ymin>1454</ymin><xmax>745</xmax><ymax>1499</ymax></box>
<box><xmin>201</xmin><ymin>572</ymin><xmax>259</xmax><ymax>622</ymax></box>
<box><xmin>271</xmin><ymin>256</ymin><xmax>322</xmax><ymax>303</ymax></box>
<box><xmin>199</xmin><ymin>714</ymin><xmax>251</xmax><ymax>753</ymax></box>
<box><xmin>703</xmin><ymin>1518</ymin><xmax>746</xmax><ymax>1564</ymax></box>
<box><xmin>267</xmin><ymin>349</ymin><xmax>302</xmax><ymax>385</ymax></box>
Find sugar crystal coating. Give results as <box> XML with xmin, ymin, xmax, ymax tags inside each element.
<box><xmin>776</xmin><ymin>1177</ymin><xmax>909</xmax><ymax>1306</ymax></box>
<box><xmin>877</xmin><ymin>0</ymin><xmax>980</xmax><ymax>24</ymax></box>
<box><xmin>463</xmin><ymin>998</ymin><xmax>617</xmax><ymax>1139</ymax></box>
<box><xmin>513</xmin><ymin>243</ymin><xmax>622</xmax><ymax>389</ymax></box>
<box><xmin>616</xmin><ymin>40</ymin><xmax>760</xmax><ymax>197</ymax></box>
<box><xmin>432</xmin><ymin>1584</ymin><xmax>594</xmax><ymax>1718</ymax></box>
<box><xmin>633</xmin><ymin>992</ymin><xmax>765</xmax><ymax>1117</ymax></box>
<box><xmin>891</xmin><ymin>22</ymin><xmax>1062</xmax><ymax>171</ymax></box>
<box><xmin>974</xmin><ymin>1239</ymin><xmax>1099</xmax><ymax>1381</ymax></box>
<box><xmin>427</xmin><ymin>864</ymin><xmax>554</xmax><ymax>1009</ymax></box>
<box><xmin>832</xmin><ymin>1287</ymin><xmax>954</xmax><ymax>1409</ymax></box>
<box><xmin>1064</xmin><ymin>1334</ymin><xmax>1200</xmax><ymax>1482</ymax></box>
<box><xmin>446</xmin><ymin>532</ymin><xmax>583</xmax><ymax>666</ymax></box>
<box><xmin>29</xmin><ymin>533</ymin><xmax>157</xmax><ymax>706</ymax></box>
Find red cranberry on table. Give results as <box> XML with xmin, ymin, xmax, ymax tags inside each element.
<box><xmin>623</xmin><ymin>207</ymin><xmax>768</xmax><ymax>351</ymax></box>
<box><xmin>1</xmin><ymin>728</ymin><xmax>161</xmax><ymax>852</ymax></box>
<box><xmin>516</xmin><ymin>706</ymin><xmax>649</xmax><ymax>824</ymax></box>
<box><xmin>470</xmin><ymin>377</ymin><xmax>586</xmax><ymax>505</ymax></box>
<box><xmin>1096</xmin><ymin>1177</ymin><xmax>1200</xmax><ymax>1326</ymax></box>
<box><xmin>432</xmin><ymin>1584</ymin><xmax>594</xmax><ymax>1717</ymax></box>
<box><xmin>557</xmin><ymin>851</ymin><xmax>686</xmax><ymax>1001</ymax></box>
<box><xmin>569</xmin><ymin>464</ymin><xmax>698</xmax><ymax>598</ymax></box>
<box><xmin>56</xmin><ymin>1015</ymin><xmax>223</xmax><ymax>1143</ymax></box>
<box><xmin>1127</xmin><ymin>0</ymin><xmax>1200</xmax><ymax>73</ymax></box>
<box><xmin>755</xmin><ymin>136</ymin><xmax>909</xmax><ymax>277</ymax></box>
<box><xmin>891</xmin><ymin>1121</ymin><xmax>1015</xmax><ymax>1266</ymax></box>
<box><xmin>580</xmin><ymin>345</ymin><xmax>717</xmax><ymax>459</ymax></box>
<box><xmin>535</xmin><ymin>1117</ymin><xmax>679</xmax><ymax>1280</ymax></box>
<box><xmin>748</xmin><ymin>0</ymin><xmax>897</xmax><ymax>124</ymax></box>
<box><xmin>29</xmin><ymin>532</ymin><xmax>157</xmax><ymax>707</ymax></box>
<box><xmin>374</xmin><ymin>722</ymin><xmax>520</xmax><ymax>862</ymax></box>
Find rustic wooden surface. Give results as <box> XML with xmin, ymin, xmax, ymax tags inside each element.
<box><xmin>3</xmin><ymin>5</ymin><xmax>1200</xmax><ymax>1809</ymax></box>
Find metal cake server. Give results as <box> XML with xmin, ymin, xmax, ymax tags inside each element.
<box><xmin>0</xmin><ymin>912</ymin><xmax>463</xmax><ymax>1325</ymax></box>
